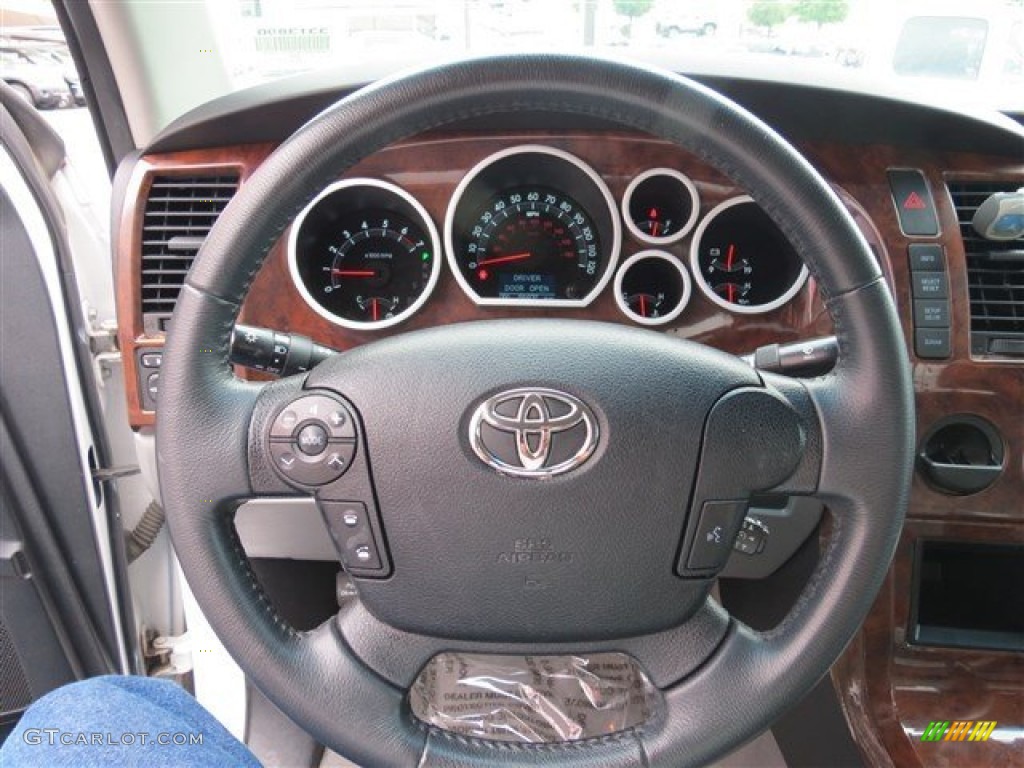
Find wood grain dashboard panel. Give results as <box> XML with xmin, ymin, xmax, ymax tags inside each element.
<box><xmin>115</xmin><ymin>131</ymin><xmax>1022</xmax><ymax>766</ymax></box>
<box><xmin>832</xmin><ymin>519</ymin><xmax>1024</xmax><ymax>768</ymax></box>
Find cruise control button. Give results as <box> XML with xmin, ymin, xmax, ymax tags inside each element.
<box><xmin>297</xmin><ymin>423</ymin><xmax>328</xmax><ymax>456</ymax></box>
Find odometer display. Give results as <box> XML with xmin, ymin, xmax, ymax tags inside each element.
<box><xmin>446</xmin><ymin>145</ymin><xmax>620</xmax><ymax>307</ymax></box>
<box><xmin>460</xmin><ymin>188</ymin><xmax>600</xmax><ymax>301</ymax></box>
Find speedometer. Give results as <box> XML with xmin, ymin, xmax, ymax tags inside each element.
<box><xmin>460</xmin><ymin>187</ymin><xmax>601</xmax><ymax>301</ymax></box>
<box><xmin>445</xmin><ymin>146</ymin><xmax>620</xmax><ymax>307</ymax></box>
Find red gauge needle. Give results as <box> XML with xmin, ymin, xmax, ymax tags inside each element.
<box><xmin>727</xmin><ymin>284</ymin><xmax>736</xmax><ymax>303</ymax></box>
<box><xmin>332</xmin><ymin>269</ymin><xmax>376</xmax><ymax>277</ymax></box>
<box><xmin>726</xmin><ymin>243</ymin><xmax>736</xmax><ymax>271</ymax></box>
<box><xmin>476</xmin><ymin>252</ymin><xmax>532</xmax><ymax>267</ymax></box>
<box><xmin>650</xmin><ymin>221</ymin><xmax>660</xmax><ymax>237</ymax></box>
<box><xmin>639</xmin><ymin>294</ymin><xmax>648</xmax><ymax>317</ymax></box>
<box><xmin>370</xmin><ymin>298</ymin><xmax>379</xmax><ymax>322</ymax></box>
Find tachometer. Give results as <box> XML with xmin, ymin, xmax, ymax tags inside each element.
<box><xmin>289</xmin><ymin>179</ymin><xmax>440</xmax><ymax>329</ymax></box>
<box><xmin>446</xmin><ymin>146</ymin><xmax>620</xmax><ymax>306</ymax></box>
<box><xmin>689</xmin><ymin>196</ymin><xmax>808</xmax><ymax>314</ymax></box>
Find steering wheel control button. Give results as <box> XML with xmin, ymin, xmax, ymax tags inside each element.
<box><xmin>680</xmin><ymin>501</ymin><xmax>747</xmax><ymax>574</ymax></box>
<box><xmin>270</xmin><ymin>394</ymin><xmax>356</xmax><ymax>440</ymax></box>
<box><xmin>888</xmin><ymin>169</ymin><xmax>939</xmax><ymax>237</ymax></box>
<box><xmin>733</xmin><ymin>516</ymin><xmax>769</xmax><ymax>556</ymax></box>
<box><xmin>297</xmin><ymin>423</ymin><xmax>328</xmax><ymax>456</ymax></box>
<box><xmin>321</xmin><ymin>502</ymin><xmax>388</xmax><ymax>576</ymax></box>
<box><xmin>269</xmin><ymin>394</ymin><xmax>358</xmax><ymax>486</ymax></box>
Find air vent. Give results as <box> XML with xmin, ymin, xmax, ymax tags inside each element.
<box><xmin>140</xmin><ymin>173</ymin><xmax>239</xmax><ymax>334</ymax></box>
<box><xmin>948</xmin><ymin>181</ymin><xmax>1024</xmax><ymax>357</ymax></box>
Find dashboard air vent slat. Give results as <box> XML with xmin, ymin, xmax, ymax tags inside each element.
<box><xmin>140</xmin><ymin>173</ymin><xmax>239</xmax><ymax>333</ymax></box>
<box><xmin>948</xmin><ymin>181</ymin><xmax>1024</xmax><ymax>357</ymax></box>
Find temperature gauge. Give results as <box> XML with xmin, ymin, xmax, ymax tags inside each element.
<box><xmin>614</xmin><ymin>250</ymin><xmax>692</xmax><ymax>326</ymax></box>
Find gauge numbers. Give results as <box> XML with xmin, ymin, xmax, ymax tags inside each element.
<box><xmin>446</xmin><ymin>145</ymin><xmax>620</xmax><ymax>307</ymax></box>
<box><xmin>289</xmin><ymin>179</ymin><xmax>440</xmax><ymax>330</ymax></box>
<box><xmin>462</xmin><ymin>188</ymin><xmax>601</xmax><ymax>301</ymax></box>
<box><xmin>689</xmin><ymin>196</ymin><xmax>808</xmax><ymax>314</ymax></box>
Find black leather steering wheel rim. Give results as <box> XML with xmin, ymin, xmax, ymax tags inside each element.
<box><xmin>157</xmin><ymin>54</ymin><xmax>914</xmax><ymax>766</ymax></box>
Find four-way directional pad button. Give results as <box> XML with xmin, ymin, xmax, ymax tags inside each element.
<box><xmin>269</xmin><ymin>394</ymin><xmax>357</xmax><ymax>486</ymax></box>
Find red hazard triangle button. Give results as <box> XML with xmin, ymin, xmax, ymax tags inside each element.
<box><xmin>902</xmin><ymin>191</ymin><xmax>928</xmax><ymax>210</ymax></box>
<box><xmin>888</xmin><ymin>169</ymin><xmax>938</xmax><ymax>236</ymax></box>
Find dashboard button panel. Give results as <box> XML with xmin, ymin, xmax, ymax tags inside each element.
<box><xmin>907</xmin><ymin>244</ymin><xmax>951</xmax><ymax>359</ymax></box>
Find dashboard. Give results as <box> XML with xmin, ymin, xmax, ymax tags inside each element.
<box><xmin>112</xmin><ymin>75</ymin><xmax>1023</xmax><ymax>767</ymax></box>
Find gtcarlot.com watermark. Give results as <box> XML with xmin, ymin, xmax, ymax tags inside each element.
<box><xmin>22</xmin><ymin>729</ymin><xmax>204</xmax><ymax>747</ymax></box>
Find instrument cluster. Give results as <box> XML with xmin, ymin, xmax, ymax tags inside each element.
<box><xmin>288</xmin><ymin>144</ymin><xmax>809</xmax><ymax>329</ymax></box>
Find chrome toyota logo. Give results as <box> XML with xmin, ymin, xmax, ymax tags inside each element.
<box><xmin>469</xmin><ymin>388</ymin><xmax>598</xmax><ymax>478</ymax></box>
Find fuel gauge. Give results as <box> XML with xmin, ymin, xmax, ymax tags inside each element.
<box><xmin>622</xmin><ymin>168</ymin><xmax>700</xmax><ymax>245</ymax></box>
<box><xmin>614</xmin><ymin>250</ymin><xmax>692</xmax><ymax>326</ymax></box>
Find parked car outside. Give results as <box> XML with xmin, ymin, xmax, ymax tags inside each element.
<box><xmin>0</xmin><ymin>43</ymin><xmax>69</xmax><ymax>108</ymax></box>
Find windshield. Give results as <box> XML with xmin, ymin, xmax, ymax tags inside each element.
<box><xmin>201</xmin><ymin>0</ymin><xmax>1024</xmax><ymax>112</ymax></box>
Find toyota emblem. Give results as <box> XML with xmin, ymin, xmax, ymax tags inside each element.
<box><xmin>469</xmin><ymin>388</ymin><xmax>599</xmax><ymax>478</ymax></box>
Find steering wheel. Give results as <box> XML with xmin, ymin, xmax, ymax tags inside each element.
<box><xmin>158</xmin><ymin>55</ymin><xmax>913</xmax><ymax>766</ymax></box>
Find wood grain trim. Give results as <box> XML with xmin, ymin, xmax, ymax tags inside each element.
<box><xmin>833</xmin><ymin>519</ymin><xmax>1024</xmax><ymax>768</ymax></box>
<box><xmin>114</xmin><ymin>144</ymin><xmax>274</xmax><ymax>426</ymax></box>
<box><xmin>236</xmin><ymin>132</ymin><xmax>837</xmax><ymax>364</ymax></box>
